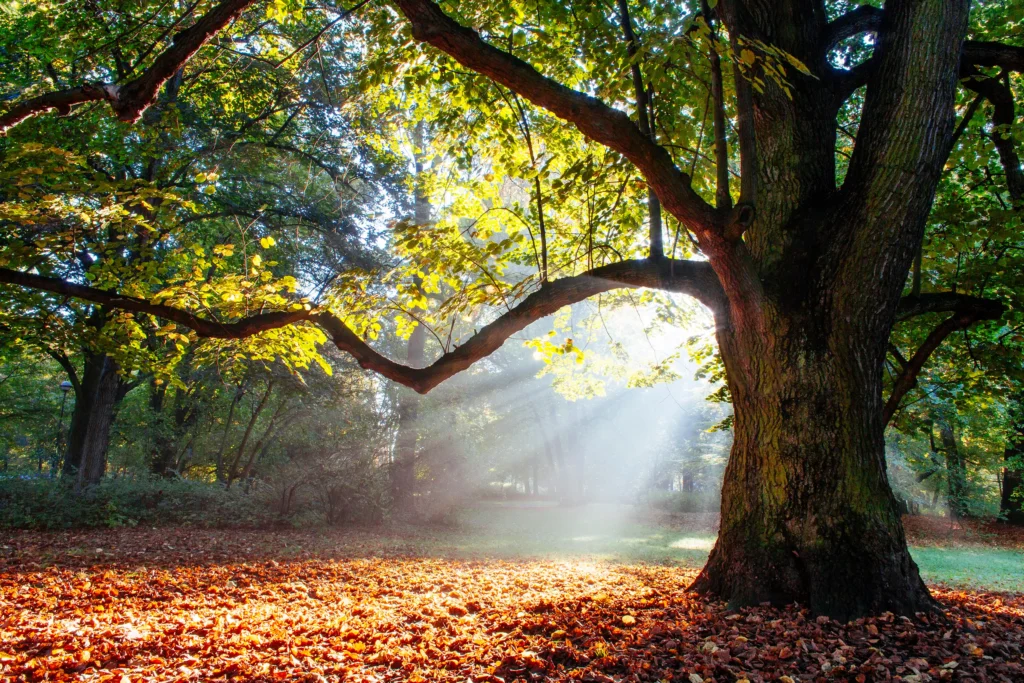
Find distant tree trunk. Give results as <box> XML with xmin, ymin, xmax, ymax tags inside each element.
<box><xmin>225</xmin><ymin>380</ymin><xmax>274</xmax><ymax>488</ymax></box>
<box><xmin>63</xmin><ymin>353</ymin><xmax>126</xmax><ymax>487</ymax></box>
<box><xmin>938</xmin><ymin>421</ymin><xmax>970</xmax><ymax>519</ymax></box>
<box><xmin>391</xmin><ymin>120</ymin><xmax>431</xmax><ymax>518</ymax></box>
<box><xmin>215</xmin><ymin>384</ymin><xmax>245</xmax><ymax>484</ymax></box>
<box><xmin>1001</xmin><ymin>448</ymin><xmax>1024</xmax><ymax>525</ymax></box>
<box><xmin>1000</xmin><ymin>400</ymin><xmax>1024</xmax><ymax>525</ymax></box>
<box><xmin>392</xmin><ymin>321</ymin><xmax>426</xmax><ymax>516</ymax></box>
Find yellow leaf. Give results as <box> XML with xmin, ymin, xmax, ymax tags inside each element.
<box><xmin>620</xmin><ymin>615</ymin><xmax>636</xmax><ymax>626</ymax></box>
<box><xmin>260</xmin><ymin>236</ymin><xmax>276</xmax><ymax>248</ymax></box>
<box><xmin>740</xmin><ymin>48</ymin><xmax>756</xmax><ymax>66</ymax></box>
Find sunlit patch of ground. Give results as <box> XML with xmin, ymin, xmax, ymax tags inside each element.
<box><xmin>3</xmin><ymin>511</ymin><xmax>1024</xmax><ymax>682</ymax></box>
<box><xmin>2</xmin><ymin>506</ymin><xmax>1023</xmax><ymax>681</ymax></box>
<box><xmin>2</xmin><ymin>527</ymin><xmax>1024</xmax><ymax>682</ymax></box>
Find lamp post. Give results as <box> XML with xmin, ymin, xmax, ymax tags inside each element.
<box><xmin>55</xmin><ymin>380</ymin><xmax>73</xmax><ymax>475</ymax></box>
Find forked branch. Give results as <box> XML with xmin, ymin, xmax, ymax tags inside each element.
<box><xmin>885</xmin><ymin>294</ymin><xmax>1005</xmax><ymax>424</ymax></box>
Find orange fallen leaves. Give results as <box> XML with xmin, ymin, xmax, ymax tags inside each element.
<box><xmin>0</xmin><ymin>527</ymin><xmax>1021</xmax><ymax>682</ymax></box>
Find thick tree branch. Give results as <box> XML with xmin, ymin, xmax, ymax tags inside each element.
<box><xmin>963</xmin><ymin>41</ymin><xmax>1024</xmax><ymax>74</ymax></box>
<box><xmin>0</xmin><ymin>0</ymin><xmax>256</xmax><ymax>135</ymax></box>
<box><xmin>896</xmin><ymin>292</ymin><xmax>1005</xmax><ymax>322</ymax></box>
<box><xmin>391</xmin><ymin>0</ymin><xmax>724</xmax><ymax>242</ymax></box>
<box><xmin>829</xmin><ymin>32</ymin><xmax>1024</xmax><ymax>104</ymax></box>
<box><xmin>324</xmin><ymin>259</ymin><xmax>723</xmax><ymax>393</ymax></box>
<box><xmin>0</xmin><ymin>259</ymin><xmax>723</xmax><ymax>394</ymax></box>
<box><xmin>885</xmin><ymin>294</ymin><xmax>1005</xmax><ymax>424</ymax></box>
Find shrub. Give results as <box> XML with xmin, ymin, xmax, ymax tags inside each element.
<box><xmin>0</xmin><ymin>474</ymin><xmax>276</xmax><ymax>529</ymax></box>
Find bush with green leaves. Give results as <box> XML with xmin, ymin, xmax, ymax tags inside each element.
<box><xmin>0</xmin><ymin>475</ymin><xmax>275</xmax><ymax>529</ymax></box>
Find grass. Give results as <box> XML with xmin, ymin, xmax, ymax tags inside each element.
<box><xmin>910</xmin><ymin>546</ymin><xmax>1024</xmax><ymax>592</ymax></box>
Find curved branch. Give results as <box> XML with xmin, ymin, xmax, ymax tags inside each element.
<box><xmin>0</xmin><ymin>0</ymin><xmax>256</xmax><ymax>135</ymax></box>
<box><xmin>391</xmin><ymin>0</ymin><xmax>723</xmax><ymax>242</ymax></box>
<box><xmin>960</xmin><ymin>66</ymin><xmax>1024</xmax><ymax>204</ymax></box>
<box><xmin>823</xmin><ymin>5</ymin><xmax>882</xmax><ymax>54</ymax></box>
<box><xmin>884</xmin><ymin>314</ymin><xmax>975</xmax><ymax>425</ymax></box>
<box><xmin>0</xmin><ymin>259</ymin><xmax>723</xmax><ymax>394</ymax></box>
<box><xmin>0</xmin><ymin>267</ymin><xmax>312</xmax><ymax>338</ymax></box>
<box><xmin>885</xmin><ymin>295</ymin><xmax>1005</xmax><ymax>425</ymax></box>
<box><xmin>318</xmin><ymin>258</ymin><xmax>723</xmax><ymax>393</ymax></box>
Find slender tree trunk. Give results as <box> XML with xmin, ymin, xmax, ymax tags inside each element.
<box><xmin>1000</xmin><ymin>400</ymin><xmax>1024</xmax><ymax>524</ymax></box>
<box><xmin>226</xmin><ymin>380</ymin><xmax>273</xmax><ymax>488</ymax></box>
<box><xmin>215</xmin><ymin>384</ymin><xmax>245</xmax><ymax>484</ymax></box>
<box><xmin>392</xmin><ymin>322</ymin><xmax>426</xmax><ymax>515</ymax></box>
<box><xmin>392</xmin><ymin>120</ymin><xmax>431</xmax><ymax>517</ymax></box>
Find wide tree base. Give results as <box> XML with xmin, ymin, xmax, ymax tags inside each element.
<box><xmin>690</xmin><ymin>524</ymin><xmax>938</xmax><ymax>621</ymax></box>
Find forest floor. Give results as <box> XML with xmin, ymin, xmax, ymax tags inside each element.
<box><xmin>1</xmin><ymin>504</ymin><xmax>1022</xmax><ymax>682</ymax></box>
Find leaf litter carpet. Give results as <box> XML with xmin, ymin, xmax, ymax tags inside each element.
<box><xmin>1</xmin><ymin>528</ymin><xmax>1021</xmax><ymax>682</ymax></box>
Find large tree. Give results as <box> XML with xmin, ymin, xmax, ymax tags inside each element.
<box><xmin>2</xmin><ymin>0</ymin><xmax>1023</xmax><ymax>618</ymax></box>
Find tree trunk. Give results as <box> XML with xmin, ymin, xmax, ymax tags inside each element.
<box><xmin>939</xmin><ymin>421</ymin><xmax>970</xmax><ymax>519</ymax></box>
<box><xmin>1000</xmin><ymin>401</ymin><xmax>1024</xmax><ymax>524</ymax></box>
<box><xmin>63</xmin><ymin>353</ymin><xmax>125</xmax><ymax>486</ymax></box>
<box><xmin>391</xmin><ymin>120</ymin><xmax>431</xmax><ymax>517</ymax></box>
<box><xmin>693</xmin><ymin>310</ymin><xmax>935</xmax><ymax>620</ymax></box>
<box><xmin>392</xmin><ymin>321</ymin><xmax>426</xmax><ymax>516</ymax></box>
<box><xmin>1000</xmin><ymin>447</ymin><xmax>1024</xmax><ymax>525</ymax></box>
<box><xmin>149</xmin><ymin>381</ymin><xmax>178</xmax><ymax>476</ymax></box>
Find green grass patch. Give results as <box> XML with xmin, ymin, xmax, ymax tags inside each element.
<box><xmin>910</xmin><ymin>546</ymin><xmax>1024</xmax><ymax>593</ymax></box>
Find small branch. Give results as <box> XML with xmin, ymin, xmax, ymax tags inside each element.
<box><xmin>616</xmin><ymin>0</ymin><xmax>663</xmax><ymax>258</ymax></box>
<box><xmin>702</xmin><ymin>0</ymin><xmax>731</xmax><ymax>212</ymax></box>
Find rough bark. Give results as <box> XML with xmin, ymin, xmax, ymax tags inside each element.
<box><xmin>687</xmin><ymin>0</ymin><xmax>971</xmax><ymax>619</ymax></box>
